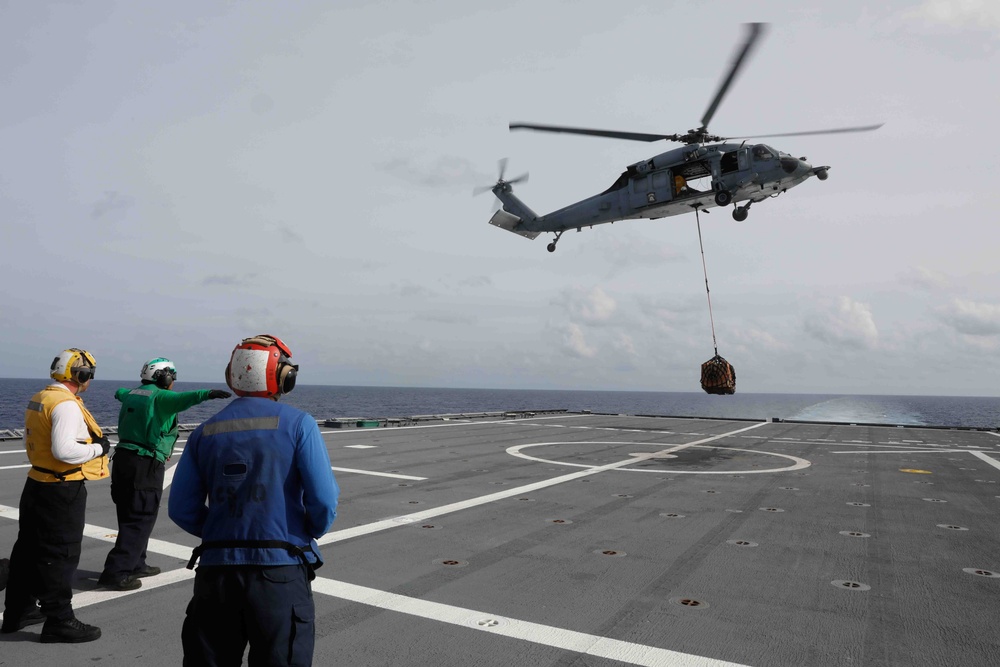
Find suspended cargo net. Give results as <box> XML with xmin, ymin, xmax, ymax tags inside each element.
<box><xmin>701</xmin><ymin>355</ymin><xmax>736</xmax><ymax>395</ymax></box>
<box><xmin>695</xmin><ymin>207</ymin><xmax>735</xmax><ymax>395</ymax></box>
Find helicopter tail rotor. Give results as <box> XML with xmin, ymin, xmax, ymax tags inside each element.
<box><xmin>473</xmin><ymin>158</ymin><xmax>528</xmax><ymax>196</ymax></box>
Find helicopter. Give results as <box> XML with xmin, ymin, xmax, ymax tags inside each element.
<box><xmin>477</xmin><ymin>23</ymin><xmax>882</xmax><ymax>253</ymax></box>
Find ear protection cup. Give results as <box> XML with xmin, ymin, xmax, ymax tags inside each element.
<box><xmin>73</xmin><ymin>366</ymin><xmax>95</xmax><ymax>383</ymax></box>
<box><xmin>276</xmin><ymin>360</ymin><xmax>298</xmax><ymax>395</ymax></box>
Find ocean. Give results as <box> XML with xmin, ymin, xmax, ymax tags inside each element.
<box><xmin>0</xmin><ymin>378</ymin><xmax>997</xmax><ymax>432</ymax></box>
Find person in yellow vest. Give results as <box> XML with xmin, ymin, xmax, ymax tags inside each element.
<box><xmin>1</xmin><ymin>349</ymin><xmax>109</xmax><ymax>643</ymax></box>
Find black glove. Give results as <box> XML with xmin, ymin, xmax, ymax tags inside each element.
<box><xmin>208</xmin><ymin>389</ymin><xmax>232</xmax><ymax>400</ymax></box>
<box><xmin>95</xmin><ymin>435</ymin><xmax>111</xmax><ymax>457</ymax></box>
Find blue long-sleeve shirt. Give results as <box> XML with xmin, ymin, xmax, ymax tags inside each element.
<box><xmin>168</xmin><ymin>397</ymin><xmax>338</xmax><ymax>567</ymax></box>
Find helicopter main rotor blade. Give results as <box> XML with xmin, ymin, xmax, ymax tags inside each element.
<box><xmin>700</xmin><ymin>22</ymin><xmax>767</xmax><ymax>132</ymax></box>
<box><xmin>510</xmin><ymin>122</ymin><xmax>677</xmax><ymax>143</ymax></box>
<box><xmin>722</xmin><ymin>123</ymin><xmax>885</xmax><ymax>141</ymax></box>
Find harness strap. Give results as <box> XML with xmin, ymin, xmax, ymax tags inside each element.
<box><xmin>186</xmin><ymin>540</ymin><xmax>320</xmax><ymax>579</ymax></box>
<box><xmin>31</xmin><ymin>465</ymin><xmax>83</xmax><ymax>481</ymax></box>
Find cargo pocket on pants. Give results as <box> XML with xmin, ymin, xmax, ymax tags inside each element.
<box><xmin>288</xmin><ymin>603</ymin><xmax>315</xmax><ymax>666</ymax></box>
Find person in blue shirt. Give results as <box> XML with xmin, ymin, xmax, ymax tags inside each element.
<box><xmin>168</xmin><ymin>335</ymin><xmax>338</xmax><ymax>666</ymax></box>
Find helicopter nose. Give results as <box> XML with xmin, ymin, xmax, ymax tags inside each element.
<box><xmin>780</xmin><ymin>156</ymin><xmax>800</xmax><ymax>174</ymax></box>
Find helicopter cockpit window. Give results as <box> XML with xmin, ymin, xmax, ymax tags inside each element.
<box><xmin>752</xmin><ymin>144</ymin><xmax>774</xmax><ymax>161</ymax></box>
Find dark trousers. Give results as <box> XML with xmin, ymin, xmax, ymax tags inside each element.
<box><xmin>3</xmin><ymin>478</ymin><xmax>87</xmax><ymax>622</ymax></box>
<box><xmin>182</xmin><ymin>565</ymin><xmax>315</xmax><ymax>667</ymax></box>
<box><xmin>102</xmin><ymin>447</ymin><xmax>164</xmax><ymax>578</ymax></box>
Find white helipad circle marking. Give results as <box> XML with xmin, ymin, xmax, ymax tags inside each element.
<box><xmin>506</xmin><ymin>441</ymin><xmax>810</xmax><ymax>474</ymax></box>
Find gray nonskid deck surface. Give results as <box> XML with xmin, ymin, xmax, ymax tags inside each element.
<box><xmin>2</xmin><ymin>413</ymin><xmax>999</xmax><ymax>666</ymax></box>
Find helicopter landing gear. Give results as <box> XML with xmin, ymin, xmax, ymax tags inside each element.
<box><xmin>732</xmin><ymin>201</ymin><xmax>751</xmax><ymax>222</ymax></box>
<box><xmin>714</xmin><ymin>190</ymin><xmax>732</xmax><ymax>207</ymax></box>
<box><xmin>547</xmin><ymin>230</ymin><xmax>565</xmax><ymax>253</ymax></box>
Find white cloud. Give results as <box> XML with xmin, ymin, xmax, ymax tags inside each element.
<box><xmin>563</xmin><ymin>323</ymin><xmax>597</xmax><ymax>358</ymax></box>
<box><xmin>565</xmin><ymin>286</ymin><xmax>617</xmax><ymax>324</ymax></box>
<box><xmin>600</xmin><ymin>233</ymin><xmax>685</xmax><ymax>274</ymax></box>
<box><xmin>937</xmin><ymin>298</ymin><xmax>1000</xmax><ymax>335</ymax></box>
<box><xmin>380</xmin><ymin>155</ymin><xmax>487</xmax><ymax>189</ymax></box>
<box><xmin>906</xmin><ymin>0</ymin><xmax>1000</xmax><ymax>32</ymax></box>
<box><xmin>201</xmin><ymin>273</ymin><xmax>257</xmax><ymax>287</ymax></box>
<box><xmin>899</xmin><ymin>266</ymin><xmax>949</xmax><ymax>291</ymax></box>
<box><xmin>803</xmin><ymin>296</ymin><xmax>879</xmax><ymax>350</ymax></box>
<box><xmin>732</xmin><ymin>326</ymin><xmax>787</xmax><ymax>352</ymax></box>
<box><xmin>613</xmin><ymin>332</ymin><xmax>637</xmax><ymax>356</ymax></box>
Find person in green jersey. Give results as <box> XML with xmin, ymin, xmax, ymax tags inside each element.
<box><xmin>98</xmin><ymin>358</ymin><xmax>230</xmax><ymax>590</ymax></box>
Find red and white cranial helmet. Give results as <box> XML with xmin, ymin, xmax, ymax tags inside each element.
<box><xmin>225</xmin><ymin>335</ymin><xmax>298</xmax><ymax>398</ymax></box>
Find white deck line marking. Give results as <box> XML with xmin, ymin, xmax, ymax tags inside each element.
<box><xmin>969</xmin><ymin>451</ymin><xmax>1000</xmax><ymax>472</ymax></box>
<box><xmin>331</xmin><ymin>466</ymin><xmax>427</xmax><ymax>480</ymax></box>
<box><xmin>0</xmin><ymin>464</ymin><xmax>30</xmax><ymax>471</ymax></box>
<box><xmin>0</xmin><ymin>505</ymin><xmax>748</xmax><ymax>666</ymax></box>
<box><xmin>0</xmin><ymin>505</ymin><xmax>196</xmax><ymax>561</ymax></box>
<box><xmin>0</xmin><ymin>567</ymin><xmax>196</xmax><ymax>624</ymax></box>
<box><xmin>508</xmin><ymin>441</ymin><xmax>809</xmax><ymax>475</ymax></box>
<box><xmin>162</xmin><ymin>455</ymin><xmax>425</xmax><ymax>486</ymax></box>
<box><xmin>0</xmin><ymin>450</ymin><xmax>27</xmax><ymax>456</ymax></box>
<box><xmin>318</xmin><ymin>422</ymin><xmax>770</xmax><ymax>546</ymax></box>
<box><xmin>311</xmin><ymin>578</ymin><xmax>750</xmax><ymax>667</ymax></box>
<box><xmin>0</xmin><ymin>421</ymin><xmax>771</xmax><ymax>666</ymax></box>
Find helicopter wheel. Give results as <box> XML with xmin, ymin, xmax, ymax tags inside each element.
<box><xmin>547</xmin><ymin>242</ymin><xmax>557</xmax><ymax>253</ymax></box>
<box><xmin>714</xmin><ymin>190</ymin><xmax>732</xmax><ymax>206</ymax></box>
<box><xmin>732</xmin><ymin>206</ymin><xmax>748</xmax><ymax>222</ymax></box>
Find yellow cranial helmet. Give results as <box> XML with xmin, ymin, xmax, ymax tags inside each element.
<box><xmin>50</xmin><ymin>348</ymin><xmax>97</xmax><ymax>384</ymax></box>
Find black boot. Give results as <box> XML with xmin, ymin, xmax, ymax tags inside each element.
<box><xmin>0</xmin><ymin>604</ymin><xmax>45</xmax><ymax>633</ymax></box>
<box><xmin>40</xmin><ymin>617</ymin><xmax>101</xmax><ymax>643</ymax></box>
<box><xmin>98</xmin><ymin>572</ymin><xmax>142</xmax><ymax>591</ymax></box>
<box><xmin>131</xmin><ymin>564</ymin><xmax>161</xmax><ymax>578</ymax></box>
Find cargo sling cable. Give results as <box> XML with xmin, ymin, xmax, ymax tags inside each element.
<box><xmin>695</xmin><ymin>207</ymin><xmax>736</xmax><ymax>394</ymax></box>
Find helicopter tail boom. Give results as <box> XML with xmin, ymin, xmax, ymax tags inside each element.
<box><xmin>488</xmin><ymin>208</ymin><xmax>539</xmax><ymax>240</ymax></box>
<box><xmin>487</xmin><ymin>185</ymin><xmax>541</xmax><ymax>240</ymax></box>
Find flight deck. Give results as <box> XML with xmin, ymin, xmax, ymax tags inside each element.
<box><xmin>2</xmin><ymin>412</ymin><xmax>999</xmax><ymax>666</ymax></box>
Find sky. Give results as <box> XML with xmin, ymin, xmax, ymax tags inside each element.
<box><xmin>2</xmin><ymin>0</ymin><xmax>999</xmax><ymax>396</ymax></box>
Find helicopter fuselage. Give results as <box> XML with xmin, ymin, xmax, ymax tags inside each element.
<box><xmin>490</xmin><ymin>142</ymin><xmax>829</xmax><ymax>239</ymax></box>
<box><xmin>487</xmin><ymin>24</ymin><xmax>878</xmax><ymax>251</ymax></box>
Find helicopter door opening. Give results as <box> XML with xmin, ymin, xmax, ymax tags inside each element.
<box><xmin>675</xmin><ymin>171</ymin><xmax>711</xmax><ymax>197</ymax></box>
<box><xmin>720</xmin><ymin>148</ymin><xmax>750</xmax><ymax>174</ymax></box>
<box><xmin>672</xmin><ymin>161</ymin><xmax>712</xmax><ymax>199</ymax></box>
